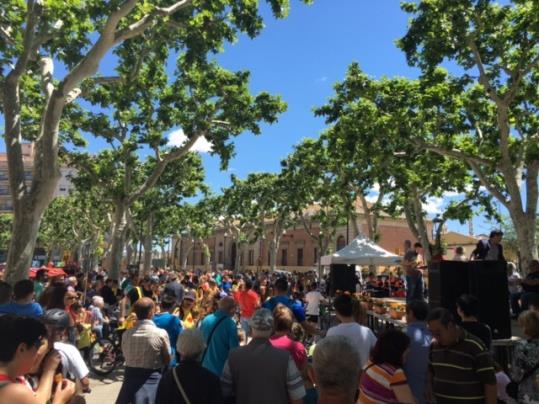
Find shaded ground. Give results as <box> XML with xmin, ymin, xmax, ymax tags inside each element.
<box><xmin>86</xmin><ymin>369</ymin><xmax>123</xmax><ymax>404</ymax></box>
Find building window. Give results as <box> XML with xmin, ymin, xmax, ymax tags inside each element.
<box><xmin>248</xmin><ymin>250</ymin><xmax>254</xmax><ymax>266</ymax></box>
<box><xmin>281</xmin><ymin>249</ymin><xmax>288</xmax><ymax>266</ymax></box>
<box><xmin>314</xmin><ymin>248</ymin><xmax>318</xmax><ymax>263</ymax></box>
<box><xmin>218</xmin><ymin>251</ymin><xmax>223</xmax><ymax>264</ymax></box>
<box><xmin>59</xmin><ymin>187</ymin><xmax>66</xmax><ymax>192</ymax></box>
<box><xmin>337</xmin><ymin>235</ymin><xmax>346</xmax><ymax>251</ymax></box>
<box><xmin>297</xmin><ymin>248</ymin><xmax>304</xmax><ymax>266</ymax></box>
<box><xmin>200</xmin><ymin>252</ymin><xmax>205</xmax><ymax>265</ymax></box>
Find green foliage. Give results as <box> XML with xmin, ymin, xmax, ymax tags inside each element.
<box><xmin>0</xmin><ymin>213</ymin><xmax>12</xmax><ymax>251</ymax></box>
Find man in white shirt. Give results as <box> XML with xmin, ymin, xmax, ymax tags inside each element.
<box><xmin>304</xmin><ymin>282</ymin><xmax>326</xmax><ymax>324</ymax></box>
<box><xmin>326</xmin><ymin>294</ymin><xmax>376</xmax><ymax>369</ymax></box>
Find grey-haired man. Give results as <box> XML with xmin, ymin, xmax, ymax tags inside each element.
<box><xmin>221</xmin><ymin>308</ymin><xmax>305</xmax><ymax>404</ymax></box>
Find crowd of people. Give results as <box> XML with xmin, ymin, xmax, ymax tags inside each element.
<box><xmin>0</xmin><ymin>257</ymin><xmax>537</xmax><ymax>403</ymax></box>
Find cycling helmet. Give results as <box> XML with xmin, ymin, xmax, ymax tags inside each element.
<box><xmin>42</xmin><ymin>309</ymin><xmax>70</xmax><ymax>329</ymax></box>
<box><xmin>150</xmin><ymin>275</ymin><xmax>160</xmax><ymax>285</ymax></box>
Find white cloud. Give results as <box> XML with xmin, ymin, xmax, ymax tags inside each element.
<box><xmin>365</xmin><ymin>194</ymin><xmax>379</xmax><ymax>203</ymax></box>
<box><xmin>167</xmin><ymin>129</ymin><xmax>212</xmax><ymax>153</ymax></box>
<box><xmin>443</xmin><ymin>190</ymin><xmax>462</xmax><ymax>198</ymax></box>
<box><xmin>422</xmin><ymin>196</ymin><xmax>444</xmax><ymax>215</ymax></box>
<box><xmin>315</xmin><ymin>76</ymin><xmax>328</xmax><ymax>83</ymax></box>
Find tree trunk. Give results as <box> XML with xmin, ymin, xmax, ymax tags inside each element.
<box><xmin>4</xmin><ymin>209</ymin><xmax>43</xmax><ymax>284</ymax></box>
<box><xmin>511</xmin><ymin>209</ymin><xmax>537</xmax><ymax>272</ymax></box>
<box><xmin>359</xmin><ymin>194</ymin><xmax>375</xmax><ymax>240</ymax></box>
<box><xmin>410</xmin><ymin>188</ymin><xmax>432</xmax><ymax>263</ymax></box>
<box><xmin>108</xmin><ymin>200</ymin><xmax>128</xmax><ymax>280</ymax></box>
<box><xmin>234</xmin><ymin>243</ymin><xmax>242</xmax><ymax>274</ymax></box>
<box><xmin>143</xmin><ymin>213</ymin><xmax>154</xmax><ymax>275</ymax></box>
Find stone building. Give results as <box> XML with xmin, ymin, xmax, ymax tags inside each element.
<box><xmin>172</xmin><ymin>203</ymin><xmax>433</xmax><ymax>273</ymax></box>
<box><xmin>0</xmin><ymin>144</ymin><xmax>76</xmax><ymax>213</ymax></box>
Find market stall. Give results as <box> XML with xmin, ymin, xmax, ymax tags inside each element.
<box><xmin>320</xmin><ymin>234</ymin><xmax>402</xmax><ymax>267</ymax></box>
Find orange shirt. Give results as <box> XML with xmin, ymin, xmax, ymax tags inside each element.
<box><xmin>234</xmin><ymin>290</ymin><xmax>260</xmax><ymax>318</ymax></box>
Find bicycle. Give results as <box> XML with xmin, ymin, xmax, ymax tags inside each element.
<box><xmin>88</xmin><ymin>328</ymin><xmax>124</xmax><ymax>376</ymax></box>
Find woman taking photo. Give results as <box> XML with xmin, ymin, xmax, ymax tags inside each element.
<box><xmin>359</xmin><ymin>329</ymin><xmax>417</xmax><ymax>404</ymax></box>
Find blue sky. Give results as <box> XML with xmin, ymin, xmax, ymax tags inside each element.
<box><xmin>2</xmin><ymin>0</ymin><xmax>503</xmax><ymax>236</ymax></box>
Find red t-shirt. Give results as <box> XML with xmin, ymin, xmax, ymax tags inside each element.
<box><xmin>234</xmin><ymin>290</ymin><xmax>260</xmax><ymax>318</ymax></box>
<box><xmin>269</xmin><ymin>334</ymin><xmax>307</xmax><ymax>370</ymax></box>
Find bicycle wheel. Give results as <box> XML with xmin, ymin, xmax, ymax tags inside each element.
<box><xmin>89</xmin><ymin>338</ymin><xmax>118</xmax><ymax>376</ymax></box>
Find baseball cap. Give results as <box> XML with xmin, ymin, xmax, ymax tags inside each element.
<box><xmin>250</xmin><ymin>308</ymin><xmax>274</xmax><ymax>331</ymax></box>
<box><xmin>42</xmin><ymin>309</ymin><xmax>70</xmax><ymax>330</ymax></box>
<box><xmin>184</xmin><ymin>290</ymin><xmax>196</xmax><ymax>301</ymax></box>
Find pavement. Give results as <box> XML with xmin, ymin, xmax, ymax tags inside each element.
<box><xmin>86</xmin><ymin>369</ymin><xmax>123</xmax><ymax>404</ymax></box>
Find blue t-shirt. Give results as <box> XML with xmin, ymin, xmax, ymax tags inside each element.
<box><xmin>0</xmin><ymin>302</ymin><xmax>43</xmax><ymax>318</ymax></box>
<box><xmin>200</xmin><ymin>310</ymin><xmax>239</xmax><ymax>376</ymax></box>
<box><xmin>222</xmin><ymin>282</ymin><xmax>232</xmax><ymax>295</ymax></box>
<box><xmin>153</xmin><ymin>312</ymin><xmax>182</xmax><ymax>366</ymax></box>
<box><xmin>262</xmin><ymin>295</ymin><xmax>306</xmax><ymax>323</ymax></box>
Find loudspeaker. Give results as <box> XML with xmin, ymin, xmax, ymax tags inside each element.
<box><xmin>329</xmin><ymin>264</ymin><xmax>356</xmax><ymax>296</ymax></box>
<box><xmin>428</xmin><ymin>260</ymin><xmax>511</xmax><ymax>339</ymax></box>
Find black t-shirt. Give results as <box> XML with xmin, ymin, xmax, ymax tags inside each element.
<box><xmin>461</xmin><ymin>321</ymin><xmax>492</xmax><ymax>350</ymax></box>
<box><xmin>99</xmin><ymin>285</ymin><xmax>117</xmax><ymax>306</ymax></box>
<box><xmin>127</xmin><ymin>286</ymin><xmax>154</xmax><ymax>306</ymax></box>
<box><xmin>523</xmin><ymin>271</ymin><xmax>539</xmax><ymax>294</ymax></box>
<box><xmin>155</xmin><ymin>361</ymin><xmax>223</xmax><ymax>404</ymax></box>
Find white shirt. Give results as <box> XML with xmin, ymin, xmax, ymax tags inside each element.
<box><xmin>508</xmin><ymin>272</ymin><xmax>522</xmax><ymax>294</ymax></box>
<box><xmin>326</xmin><ymin>322</ymin><xmax>377</xmax><ymax>369</ymax></box>
<box><xmin>305</xmin><ymin>291</ymin><xmax>325</xmax><ymax>316</ymax></box>
<box><xmin>54</xmin><ymin>341</ymin><xmax>89</xmax><ymax>380</ymax></box>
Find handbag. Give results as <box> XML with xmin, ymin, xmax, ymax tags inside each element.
<box><xmin>172</xmin><ymin>367</ymin><xmax>192</xmax><ymax>404</ymax></box>
<box><xmin>506</xmin><ymin>361</ymin><xmax>539</xmax><ymax>399</ymax></box>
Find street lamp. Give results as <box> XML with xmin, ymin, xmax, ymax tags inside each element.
<box><xmin>432</xmin><ymin>215</ymin><xmax>443</xmax><ymax>241</ymax></box>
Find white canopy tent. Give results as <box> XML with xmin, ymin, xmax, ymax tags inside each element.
<box><xmin>320</xmin><ymin>234</ymin><xmax>403</xmax><ymax>266</ymax></box>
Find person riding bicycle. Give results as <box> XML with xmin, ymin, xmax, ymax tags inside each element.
<box><xmin>42</xmin><ymin>309</ymin><xmax>91</xmax><ymax>394</ymax></box>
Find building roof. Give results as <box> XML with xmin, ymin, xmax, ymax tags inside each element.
<box><xmin>442</xmin><ymin>231</ymin><xmax>478</xmax><ymax>246</ymax></box>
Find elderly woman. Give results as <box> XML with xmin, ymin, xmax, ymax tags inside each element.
<box><xmin>311</xmin><ymin>336</ymin><xmax>361</xmax><ymax>404</ymax></box>
<box><xmin>511</xmin><ymin>310</ymin><xmax>539</xmax><ymax>403</ymax></box>
<box><xmin>155</xmin><ymin>329</ymin><xmax>223</xmax><ymax>403</ymax></box>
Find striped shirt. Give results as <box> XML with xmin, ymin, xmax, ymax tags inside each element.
<box><xmin>429</xmin><ymin>330</ymin><xmax>496</xmax><ymax>403</ymax></box>
<box><xmin>359</xmin><ymin>361</ymin><xmax>408</xmax><ymax>403</ymax></box>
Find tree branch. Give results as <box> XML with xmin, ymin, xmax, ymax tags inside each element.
<box><xmin>467</xmin><ymin>160</ymin><xmax>510</xmax><ymax>210</ymax></box>
<box><xmin>60</xmin><ymin>0</ymin><xmax>139</xmax><ymax>95</ymax></box>
<box><xmin>466</xmin><ymin>36</ymin><xmax>503</xmax><ymax>105</ymax></box>
<box><xmin>114</xmin><ymin>0</ymin><xmax>193</xmax><ymax>44</ymax></box>
<box><xmin>412</xmin><ymin>138</ymin><xmax>496</xmax><ymax>169</ymax></box>
<box><xmin>0</xmin><ymin>25</ymin><xmax>15</xmax><ymax>45</ymax></box>
<box><xmin>7</xmin><ymin>0</ymin><xmax>42</xmax><ymax>81</ymax></box>
<box><xmin>128</xmin><ymin>131</ymin><xmax>204</xmax><ymax>203</ymax></box>
<box><xmin>38</xmin><ymin>56</ymin><xmax>54</xmax><ymax>101</ymax></box>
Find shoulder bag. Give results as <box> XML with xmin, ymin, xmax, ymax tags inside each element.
<box><xmin>172</xmin><ymin>367</ymin><xmax>192</xmax><ymax>404</ymax></box>
<box><xmin>200</xmin><ymin>315</ymin><xmax>228</xmax><ymax>363</ymax></box>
